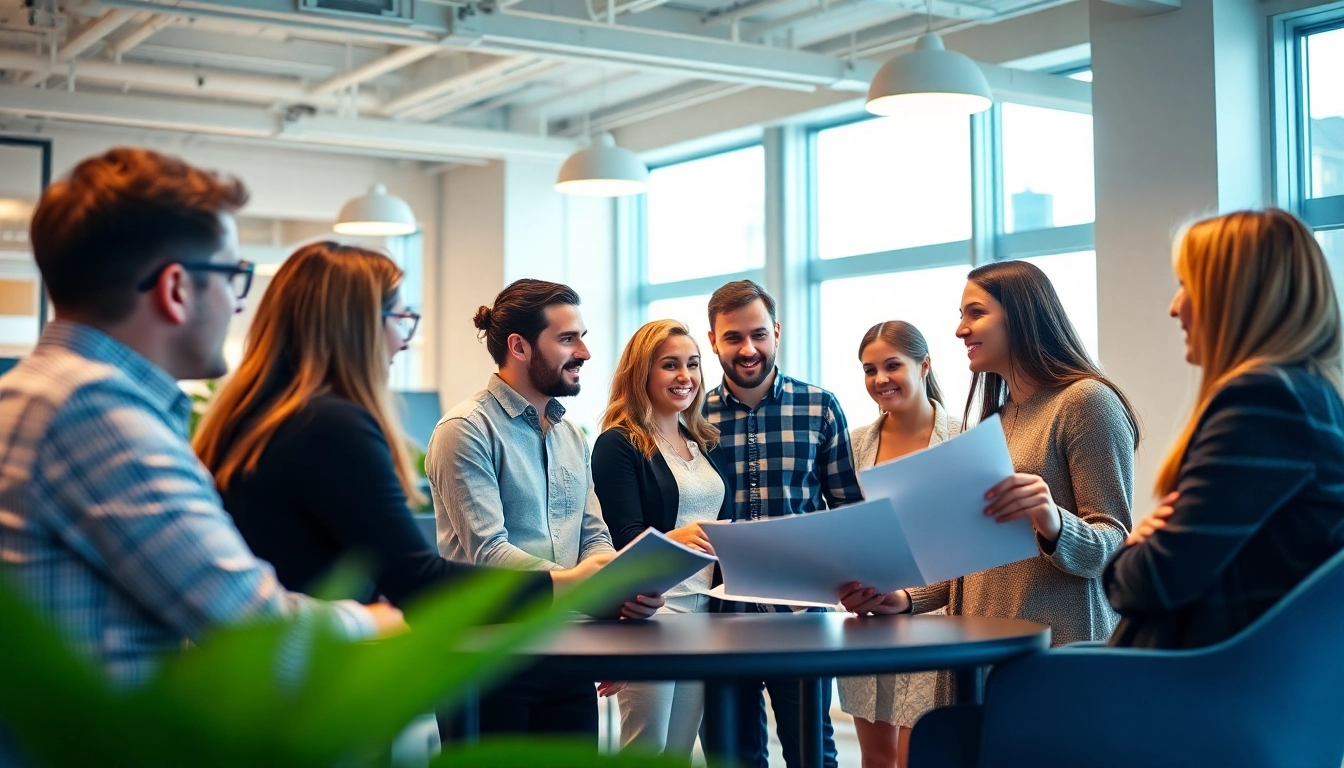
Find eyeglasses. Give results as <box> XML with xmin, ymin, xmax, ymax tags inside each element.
<box><xmin>384</xmin><ymin>308</ymin><xmax>421</xmax><ymax>342</ymax></box>
<box><xmin>137</xmin><ymin>260</ymin><xmax>256</xmax><ymax>299</ymax></box>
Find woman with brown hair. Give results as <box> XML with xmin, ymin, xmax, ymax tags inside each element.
<box><xmin>836</xmin><ymin>321</ymin><xmax>959</xmax><ymax>768</ymax></box>
<box><xmin>592</xmin><ymin>319</ymin><xmax>733</xmax><ymax>760</ymax></box>
<box><xmin>1106</xmin><ymin>209</ymin><xmax>1344</xmax><ymax>649</ymax></box>
<box><xmin>194</xmin><ymin>242</ymin><xmax>611</xmax><ymax>613</ymax></box>
<box><xmin>841</xmin><ymin>261</ymin><xmax>1138</xmax><ymax>701</ymax></box>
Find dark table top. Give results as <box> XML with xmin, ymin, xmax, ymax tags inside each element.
<box><xmin>466</xmin><ymin>611</ymin><xmax>1051</xmax><ymax>681</ymax></box>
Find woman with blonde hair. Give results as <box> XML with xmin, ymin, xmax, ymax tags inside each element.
<box><xmin>592</xmin><ymin>319</ymin><xmax>733</xmax><ymax>760</ymax></box>
<box><xmin>1105</xmin><ymin>209</ymin><xmax>1344</xmax><ymax>648</ymax></box>
<box><xmin>194</xmin><ymin>242</ymin><xmax>614</xmax><ymax>615</ymax></box>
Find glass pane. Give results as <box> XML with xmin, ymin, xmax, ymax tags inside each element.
<box><xmin>1021</xmin><ymin>251</ymin><xmax>1099</xmax><ymax>362</ymax></box>
<box><xmin>1306</xmin><ymin>27</ymin><xmax>1344</xmax><ymax>199</ymax></box>
<box><xmin>645</xmin><ymin>294</ymin><xmax>722</xmax><ymax>390</ymax></box>
<box><xmin>0</xmin><ymin>142</ymin><xmax>46</xmax><ymax>358</ymax></box>
<box><xmin>814</xmin><ymin>116</ymin><xmax>971</xmax><ymax>259</ymax></box>
<box><xmin>1001</xmin><ymin>103</ymin><xmax>1095</xmax><ymax>233</ymax></box>
<box><xmin>817</xmin><ymin>264</ymin><xmax>971</xmax><ymax>429</ymax></box>
<box><xmin>646</xmin><ymin>147</ymin><xmax>765</xmax><ymax>284</ymax></box>
<box><xmin>1319</xmin><ymin>229</ymin><xmax>1344</xmax><ymax>304</ymax></box>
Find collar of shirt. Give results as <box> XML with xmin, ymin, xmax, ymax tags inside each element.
<box><xmin>714</xmin><ymin>367</ymin><xmax>785</xmax><ymax>411</ymax></box>
<box><xmin>487</xmin><ymin>373</ymin><xmax>566</xmax><ymax>432</ymax></box>
<box><xmin>37</xmin><ymin>320</ymin><xmax>192</xmax><ymax>430</ymax></box>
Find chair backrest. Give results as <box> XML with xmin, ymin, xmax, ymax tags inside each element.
<box><xmin>979</xmin><ymin>546</ymin><xmax>1344</xmax><ymax>768</ymax></box>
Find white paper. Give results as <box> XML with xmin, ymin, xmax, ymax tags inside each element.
<box><xmin>858</xmin><ymin>414</ymin><xmax>1038</xmax><ymax>584</ymax></box>
<box><xmin>603</xmin><ymin>527</ymin><xmax>718</xmax><ymax>596</ymax></box>
<box><xmin>703</xmin><ymin>497</ymin><xmax>926</xmax><ymax>606</ymax></box>
<box><xmin>703</xmin><ymin>584</ymin><xmax>837</xmax><ymax>609</ymax></box>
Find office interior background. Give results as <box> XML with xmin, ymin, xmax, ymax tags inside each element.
<box><xmin>0</xmin><ymin>0</ymin><xmax>1342</xmax><ymax>761</ymax></box>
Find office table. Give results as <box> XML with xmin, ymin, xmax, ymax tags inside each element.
<box><xmin>460</xmin><ymin>611</ymin><xmax>1050</xmax><ymax>768</ymax></box>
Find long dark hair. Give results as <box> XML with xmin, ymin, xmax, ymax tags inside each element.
<box><xmin>964</xmin><ymin>260</ymin><xmax>1139</xmax><ymax>448</ymax></box>
<box><xmin>858</xmin><ymin>321</ymin><xmax>944</xmax><ymax>406</ymax></box>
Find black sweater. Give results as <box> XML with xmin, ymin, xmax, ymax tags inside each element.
<box><xmin>220</xmin><ymin>393</ymin><xmax>550</xmax><ymax>609</ymax></box>
<box><xmin>591</xmin><ymin>427</ymin><xmax>735</xmax><ymax>550</ymax></box>
<box><xmin>1105</xmin><ymin>367</ymin><xmax>1344</xmax><ymax>649</ymax></box>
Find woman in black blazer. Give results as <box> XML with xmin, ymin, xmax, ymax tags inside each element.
<box><xmin>193</xmin><ymin>242</ymin><xmax>635</xmax><ymax>615</ymax></box>
<box><xmin>592</xmin><ymin>319</ymin><xmax>733</xmax><ymax>761</ymax></box>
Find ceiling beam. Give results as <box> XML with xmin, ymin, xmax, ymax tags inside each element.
<box><xmin>106</xmin><ymin>14</ymin><xmax>179</xmax><ymax>61</ymax></box>
<box><xmin>0</xmin><ymin>85</ymin><xmax>580</xmax><ymax>160</ymax></box>
<box><xmin>308</xmin><ymin>45</ymin><xmax>439</xmax><ymax>96</ymax></box>
<box><xmin>449</xmin><ymin>9</ymin><xmax>874</xmax><ymax>91</ymax></box>
<box><xmin>399</xmin><ymin>60</ymin><xmax>563</xmax><ymax>121</ymax></box>
<box><xmin>17</xmin><ymin>9</ymin><xmax>138</xmax><ymax>86</ymax></box>
<box><xmin>379</xmin><ymin>57</ymin><xmax>540</xmax><ymax>117</ymax></box>
<box><xmin>0</xmin><ymin>51</ymin><xmax>380</xmax><ymax>112</ymax></box>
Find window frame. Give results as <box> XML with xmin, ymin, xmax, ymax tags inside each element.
<box><xmin>1273</xmin><ymin>4</ymin><xmax>1344</xmax><ymax>232</ymax></box>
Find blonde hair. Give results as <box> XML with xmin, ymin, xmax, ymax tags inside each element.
<box><xmin>601</xmin><ymin>319</ymin><xmax>719</xmax><ymax>458</ymax></box>
<box><xmin>194</xmin><ymin>241</ymin><xmax>425</xmax><ymax>505</ymax></box>
<box><xmin>1156</xmin><ymin>209</ymin><xmax>1344</xmax><ymax>494</ymax></box>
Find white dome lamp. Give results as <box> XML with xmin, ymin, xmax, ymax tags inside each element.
<box><xmin>555</xmin><ymin>132</ymin><xmax>650</xmax><ymax>197</ymax></box>
<box><xmin>865</xmin><ymin>31</ymin><xmax>993</xmax><ymax>118</ymax></box>
<box><xmin>333</xmin><ymin>184</ymin><xmax>418</xmax><ymax>236</ymax></box>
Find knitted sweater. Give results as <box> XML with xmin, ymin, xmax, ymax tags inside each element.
<box><xmin>906</xmin><ymin>378</ymin><xmax>1135</xmax><ymax>700</ymax></box>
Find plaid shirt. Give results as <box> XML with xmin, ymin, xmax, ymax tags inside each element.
<box><xmin>0</xmin><ymin>321</ymin><xmax>373</xmax><ymax>686</ymax></box>
<box><xmin>704</xmin><ymin>370</ymin><xmax>863</xmax><ymax>521</ymax></box>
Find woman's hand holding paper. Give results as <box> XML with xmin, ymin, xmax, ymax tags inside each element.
<box><xmin>839</xmin><ymin>581</ymin><xmax>910</xmax><ymax>615</ymax></box>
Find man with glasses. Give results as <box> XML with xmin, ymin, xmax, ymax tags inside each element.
<box><xmin>0</xmin><ymin>147</ymin><xmax>402</xmax><ymax>692</ymax></box>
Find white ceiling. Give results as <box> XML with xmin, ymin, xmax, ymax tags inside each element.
<box><xmin>0</xmin><ymin>0</ymin><xmax>1087</xmax><ymax>162</ymax></box>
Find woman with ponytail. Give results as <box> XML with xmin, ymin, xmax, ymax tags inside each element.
<box><xmin>836</xmin><ymin>321</ymin><xmax>959</xmax><ymax>768</ymax></box>
<box><xmin>1106</xmin><ymin>209</ymin><xmax>1344</xmax><ymax>649</ymax></box>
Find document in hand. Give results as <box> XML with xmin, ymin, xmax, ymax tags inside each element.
<box><xmin>858</xmin><ymin>413</ymin><xmax>1038</xmax><ymax>584</ymax></box>
<box><xmin>701</xmin><ymin>415</ymin><xmax>1038</xmax><ymax>607</ymax></box>
<box><xmin>603</xmin><ymin>527</ymin><xmax>718</xmax><ymax>597</ymax></box>
<box><xmin>703</xmin><ymin>497</ymin><xmax>923</xmax><ymax>606</ymax></box>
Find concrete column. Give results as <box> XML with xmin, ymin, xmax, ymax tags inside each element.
<box><xmin>1090</xmin><ymin>0</ymin><xmax>1270</xmax><ymax>503</ymax></box>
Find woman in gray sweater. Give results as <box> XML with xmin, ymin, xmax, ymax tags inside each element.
<box><xmin>840</xmin><ymin>260</ymin><xmax>1140</xmax><ymax>704</ymax></box>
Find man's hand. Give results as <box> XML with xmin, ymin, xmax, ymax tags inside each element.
<box><xmin>620</xmin><ymin>593</ymin><xmax>663</xmax><ymax>620</ymax></box>
<box><xmin>549</xmin><ymin>552</ymin><xmax>614</xmax><ymax>594</ymax></box>
<box><xmin>365</xmin><ymin>601</ymin><xmax>407</xmax><ymax>637</ymax></box>
<box><xmin>838</xmin><ymin>582</ymin><xmax>910</xmax><ymax>616</ymax></box>
<box><xmin>1127</xmin><ymin>492</ymin><xmax>1179</xmax><ymax>547</ymax></box>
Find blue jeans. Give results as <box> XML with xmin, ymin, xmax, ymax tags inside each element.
<box><xmin>700</xmin><ymin>676</ymin><xmax>838</xmax><ymax>768</ymax></box>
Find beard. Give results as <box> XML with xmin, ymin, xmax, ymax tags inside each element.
<box><xmin>529</xmin><ymin>350</ymin><xmax>582</xmax><ymax>398</ymax></box>
<box><xmin>721</xmin><ymin>347</ymin><xmax>777</xmax><ymax>391</ymax></box>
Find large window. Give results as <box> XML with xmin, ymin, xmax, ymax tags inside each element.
<box><xmin>645</xmin><ymin>146</ymin><xmax>765</xmax><ymax>285</ymax></box>
<box><xmin>814</xmin><ymin>116</ymin><xmax>971</xmax><ymax>259</ymax></box>
<box><xmin>1305</xmin><ymin>26</ymin><xmax>1344</xmax><ymax>200</ymax></box>
<box><xmin>1001</xmin><ymin>104</ymin><xmax>1095</xmax><ymax>233</ymax></box>
<box><xmin>1286</xmin><ymin>15</ymin><xmax>1344</xmax><ymax>295</ymax></box>
<box><xmin>630</xmin><ymin>72</ymin><xmax>1099</xmax><ymax>427</ymax></box>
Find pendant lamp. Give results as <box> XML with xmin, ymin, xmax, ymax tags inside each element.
<box><xmin>865</xmin><ymin>32</ymin><xmax>993</xmax><ymax>118</ymax></box>
<box><xmin>334</xmin><ymin>184</ymin><xmax>418</xmax><ymax>236</ymax></box>
<box><xmin>554</xmin><ymin>132</ymin><xmax>650</xmax><ymax>197</ymax></box>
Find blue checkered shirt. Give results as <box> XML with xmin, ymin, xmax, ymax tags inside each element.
<box><xmin>704</xmin><ymin>370</ymin><xmax>863</xmax><ymax>521</ymax></box>
<box><xmin>0</xmin><ymin>321</ymin><xmax>373</xmax><ymax>687</ymax></box>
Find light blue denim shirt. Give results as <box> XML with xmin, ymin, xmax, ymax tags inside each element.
<box><xmin>427</xmin><ymin>374</ymin><xmax>615</xmax><ymax>571</ymax></box>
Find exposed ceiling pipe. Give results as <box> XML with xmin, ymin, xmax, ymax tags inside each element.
<box><xmin>106</xmin><ymin>14</ymin><xmax>180</xmax><ymax>61</ymax></box>
<box><xmin>17</xmin><ymin>8</ymin><xmax>138</xmax><ymax>86</ymax></box>
<box><xmin>817</xmin><ymin>0</ymin><xmax>1075</xmax><ymax>58</ymax></box>
<box><xmin>702</xmin><ymin>0</ymin><xmax>806</xmax><ymax>26</ymax></box>
<box><xmin>746</xmin><ymin>0</ymin><xmax>859</xmax><ymax>40</ymax></box>
<box><xmin>308</xmin><ymin>45</ymin><xmax>439</xmax><ymax>96</ymax></box>
<box><xmin>379</xmin><ymin>56</ymin><xmax>537</xmax><ymax>116</ymax></box>
<box><xmin>399</xmin><ymin>59</ymin><xmax>562</xmax><ymax>121</ymax></box>
<box><xmin>0</xmin><ymin>50</ymin><xmax>380</xmax><ymax>111</ymax></box>
<box><xmin>568</xmin><ymin>82</ymin><xmax>752</xmax><ymax>135</ymax></box>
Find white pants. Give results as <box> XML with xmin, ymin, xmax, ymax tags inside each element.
<box><xmin>617</xmin><ymin>593</ymin><xmax>710</xmax><ymax>760</ymax></box>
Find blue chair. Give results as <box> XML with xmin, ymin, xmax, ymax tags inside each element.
<box><xmin>911</xmin><ymin>547</ymin><xmax>1344</xmax><ymax>768</ymax></box>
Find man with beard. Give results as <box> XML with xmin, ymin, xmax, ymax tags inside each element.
<box><xmin>427</xmin><ymin>278</ymin><xmax>651</xmax><ymax>740</ymax></box>
<box><xmin>699</xmin><ymin>279</ymin><xmax>862</xmax><ymax>768</ymax></box>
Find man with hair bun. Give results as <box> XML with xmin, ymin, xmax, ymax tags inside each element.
<box><xmin>427</xmin><ymin>278</ymin><xmax>661</xmax><ymax>742</ymax></box>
